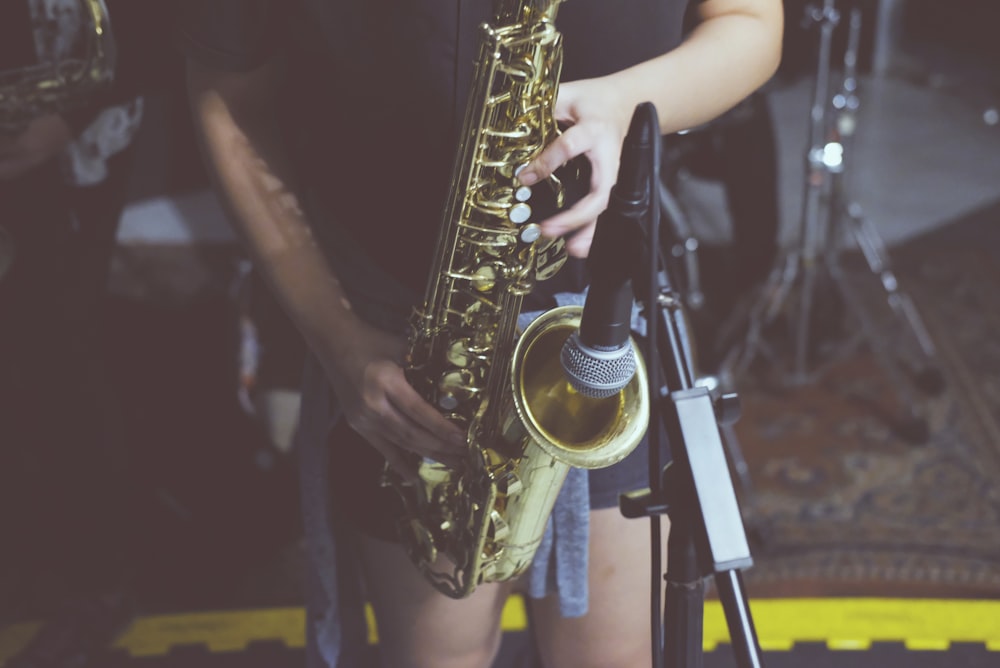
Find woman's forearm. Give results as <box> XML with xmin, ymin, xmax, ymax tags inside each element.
<box><xmin>602</xmin><ymin>0</ymin><xmax>784</xmax><ymax>134</ymax></box>
<box><xmin>185</xmin><ymin>59</ymin><xmax>365</xmax><ymax>368</ymax></box>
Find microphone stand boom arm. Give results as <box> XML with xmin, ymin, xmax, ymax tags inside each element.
<box><xmin>617</xmin><ymin>102</ymin><xmax>765</xmax><ymax>668</ymax></box>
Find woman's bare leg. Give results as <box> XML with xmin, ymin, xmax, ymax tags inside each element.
<box><xmin>356</xmin><ymin>533</ymin><xmax>514</xmax><ymax>668</ymax></box>
<box><xmin>530</xmin><ymin>507</ymin><xmax>669</xmax><ymax>668</ymax></box>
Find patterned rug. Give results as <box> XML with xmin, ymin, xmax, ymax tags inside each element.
<box><xmin>725</xmin><ymin>208</ymin><xmax>1000</xmax><ymax>599</ymax></box>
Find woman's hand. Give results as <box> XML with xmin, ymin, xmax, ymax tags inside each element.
<box><xmin>515</xmin><ymin>78</ymin><xmax>633</xmax><ymax>258</ymax></box>
<box><xmin>0</xmin><ymin>114</ymin><xmax>73</xmax><ymax>180</ymax></box>
<box><xmin>319</xmin><ymin>320</ymin><xmax>467</xmax><ymax>480</ymax></box>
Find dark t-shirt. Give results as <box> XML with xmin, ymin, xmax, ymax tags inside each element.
<box><xmin>178</xmin><ymin>0</ymin><xmax>691</xmax><ymax>307</ymax></box>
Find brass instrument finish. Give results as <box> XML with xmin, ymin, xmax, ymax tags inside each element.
<box><xmin>393</xmin><ymin>0</ymin><xmax>649</xmax><ymax>599</ymax></box>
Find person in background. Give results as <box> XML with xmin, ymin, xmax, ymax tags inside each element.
<box><xmin>0</xmin><ymin>1</ymin><xmax>170</xmax><ymax>664</ymax></box>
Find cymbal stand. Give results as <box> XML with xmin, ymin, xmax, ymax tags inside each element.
<box><xmin>721</xmin><ymin>0</ymin><xmax>943</xmax><ymax>442</ymax></box>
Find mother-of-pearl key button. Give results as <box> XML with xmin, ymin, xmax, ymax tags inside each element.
<box><xmin>519</xmin><ymin>224</ymin><xmax>542</xmax><ymax>243</ymax></box>
<box><xmin>509</xmin><ymin>202</ymin><xmax>532</xmax><ymax>224</ymax></box>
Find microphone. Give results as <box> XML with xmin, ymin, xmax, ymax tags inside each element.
<box><xmin>560</xmin><ymin>102</ymin><xmax>657</xmax><ymax>399</ymax></box>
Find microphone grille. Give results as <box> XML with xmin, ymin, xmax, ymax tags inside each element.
<box><xmin>560</xmin><ymin>333</ymin><xmax>637</xmax><ymax>399</ymax></box>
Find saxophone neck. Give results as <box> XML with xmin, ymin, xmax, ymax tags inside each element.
<box><xmin>493</xmin><ymin>0</ymin><xmax>564</xmax><ymax>27</ymax></box>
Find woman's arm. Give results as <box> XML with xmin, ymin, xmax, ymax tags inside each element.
<box><xmin>599</xmin><ymin>0</ymin><xmax>784</xmax><ymax>135</ymax></box>
<box><xmin>185</xmin><ymin>58</ymin><xmax>465</xmax><ymax>474</ymax></box>
<box><xmin>522</xmin><ymin>0</ymin><xmax>785</xmax><ymax>256</ymax></box>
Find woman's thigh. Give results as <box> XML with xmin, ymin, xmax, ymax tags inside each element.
<box><xmin>357</xmin><ymin>533</ymin><xmax>514</xmax><ymax>668</ymax></box>
<box><xmin>530</xmin><ymin>507</ymin><xmax>669</xmax><ymax>668</ymax></box>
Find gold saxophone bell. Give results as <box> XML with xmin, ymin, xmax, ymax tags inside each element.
<box><xmin>513</xmin><ymin>305</ymin><xmax>649</xmax><ymax>470</ymax></box>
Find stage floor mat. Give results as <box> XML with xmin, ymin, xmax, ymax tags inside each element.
<box><xmin>3</xmin><ymin>597</ymin><xmax>999</xmax><ymax>667</ymax></box>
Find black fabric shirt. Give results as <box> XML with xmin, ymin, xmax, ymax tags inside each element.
<box><xmin>178</xmin><ymin>0</ymin><xmax>691</xmax><ymax>300</ymax></box>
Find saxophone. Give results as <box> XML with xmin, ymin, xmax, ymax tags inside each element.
<box><xmin>1</xmin><ymin>0</ymin><xmax>115</xmax><ymax>283</ymax></box>
<box><xmin>0</xmin><ymin>0</ymin><xmax>116</xmax><ymax>135</ymax></box>
<box><xmin>393</xmin><ymin>0</ymin><xmax>650</xmax><ymax>598</ymax></box>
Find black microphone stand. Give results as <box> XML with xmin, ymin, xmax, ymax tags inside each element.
<box><xmin>617</xmin><ymin>102</ymin><xmax>765</xmax><ymax>668</ymax></box>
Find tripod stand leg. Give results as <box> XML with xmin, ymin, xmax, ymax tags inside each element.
<box><xmin>793</xmin><ymin>251</ymin><xmax>821</xmax><ymax>384</ymax></box>
<box><xmin>715</xmin><ymin>570</ymin><xmax>765</xmax><ymax>668</ymax></box>
<box><xmin>824</xmin><ymin>249</ymin><xmax>929</xmax><ymax>442</ymax></box>
<box><xmin>846</xmin><ymin>203</ymin><xmax>945</xmax><ymax>395</ymax></box>
<box><xmin>720</xmin><ymin>251</ymin><xmax>801</xmax><ymax>380</ymax></box>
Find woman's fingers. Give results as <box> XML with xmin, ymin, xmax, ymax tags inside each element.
<box><xmin>343</xmin><ymin>360</ymin><xmax>466</xmax><ymax>468</ymax></box>
<box><xmin>537</xmin><ymin>187</ymin><xmax>609</xmax><ymax>241</ymax></box>
<box><xmin>517</xmin><ymin>122</ymin><xmax>588</xmax><ymax>187</ymax></box>
<box><xmin>389</xmin><ymin>381</ymin><xmax>467</xmax><ymax>447</ymax></box>
<box><xmin>564</xmin><ymin>222</ymin><xmax>597</xmax><ymax>258</ymax></box>
<box><xmin>349</xmin><ymin>399</ymin><xmax>466</xmax><ymax>472</ymax></box>
<box><xmin>366</xmin><ymin>433</ymin><xmax>420</xmax><ymax>484</ymax></box>
<box><xmin>517</xmin><ymin>118</ymin><xmax>625</xmax><ymax>256</ymax></box>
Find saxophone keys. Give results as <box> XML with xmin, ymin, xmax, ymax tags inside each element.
<box><xmin>488</xmin><ymin>509</ymin><xmax>510</xmax><ymax>542</ymax></box>
<box><xmin>437</xmin><ymin>393</ymin><xmax>460</xmax><ymax>411</ymax></box>
<box><xmin>532</xmin><ymin>236</ymin><xmax>568</xmax><ymax>280</ymax></box>
<box><xmin>472</xmin><ymin>265</ymin><xmax>497</xmax><ymax>292</ymax></box>
<box><xmin>447</xmin><ymin>339</ymin><xmax>473</xmax><ymax>367</ymax></box>
<box><xmin>404</xmin><ymin>519</ymin><xmax>438</xmax><ymax>565</ymax></box>
<box><xmin>496</xmin><ymin>469</ymin><xmax>523</xmax><ymax>497</ymax></box>
<box><xmin>509</xmin><ymin>202</ymin><xmax>532</xmax><ymax>224</ymax></box>
<box><xmin>511</xmin><ymin>165</ymin><xmax>533</xmax><ymax>220</ymax></box>
<box><xmin>519</xmin><ymin>224</ymin><xmax>542</xmax><ymax>244</ymax></box>
<box><xmin>438</xmin><ymin>369</ymin><xmax>476</xmax><ymax>409</ymax></box>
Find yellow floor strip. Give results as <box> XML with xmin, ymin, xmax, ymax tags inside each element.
<box><xmin>702</xmin><ymin>598</ymin><xmax>1000</xmax><ymax>652</ymax></box>
<box><xmin>112</xmin><ymin>608</ymin><xmax>307</xmax><ymax>657</ymax></box>
<box><xmin>2</xmin><ymin>598</ymin><xmax>998</xmax><ymax>661</ymax></box>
